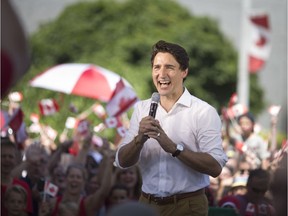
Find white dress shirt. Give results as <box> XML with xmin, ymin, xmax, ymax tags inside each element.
<box><xmin>115</xmin><ymin>88</ymin><xmax>228</xmax><ymax>197</ymax></box>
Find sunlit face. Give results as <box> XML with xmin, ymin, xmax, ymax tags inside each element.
<box><xmin>231</xmin><ymin>186</ymin><xmax>247</xmax><ymax>196</ymax></box>
<box><xmin>119</xmin><ymin>167</ymin><xmax>138</xmax><ymax>189</ymax></box>
<box><xmin>1</xmin><ymin>146</ymin><xmax>17</xmax><ymax>175</ymax></box>
<box><xmin>239</xmin><ymin>116</ymin><xmax>254</xmax><ymax>136</ymax></box>
<box><xmin>152</xmin><ymin>52</ymin><xmax>187</xmax><ymax>98</ymax></box>
<box><xmin>108</xmin><ymin>188</ymin><xmax>128</xmax><ymax>206</ymax></box>
<box><xmin>5</xmin><ymin>191</ymin><xmax>26</xmax><ymax>216</ymax></box>
<box><xmin>66</xmin><ymin>167</ymin><xmax>85</xmax><ymax>195</ymax></box>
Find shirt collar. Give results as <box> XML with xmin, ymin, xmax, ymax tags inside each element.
<box><xmin>175</xmin><ymin>87</ymin><xmax>192</xmax><ymax>107</ymax></box>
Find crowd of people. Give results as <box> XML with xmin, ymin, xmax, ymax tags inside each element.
<box><xmin>1</xmin><ymin>107</ymin><xmax>286</xmax><ymax>216</ymax></box>
<box><xmin>1</xmin><ymin>40</ymin><xmax>287</xmax><ymax>216</ymax></box>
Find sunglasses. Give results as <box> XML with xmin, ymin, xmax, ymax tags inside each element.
<box><xmin>251</xmin><ymin>187</ymin><xmax>267</xmax><ymax>194</ymax></box>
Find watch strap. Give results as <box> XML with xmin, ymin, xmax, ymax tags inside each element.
<box><xmin>172</xmin><ymin>149</ymin><xmax>181</xmax><ymax>157</ymax></box>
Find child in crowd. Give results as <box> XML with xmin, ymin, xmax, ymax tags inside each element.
<box><xmin>4</xmin><ymin>185</ymin><xmax>28</xmax><ymax>216</ymax></box>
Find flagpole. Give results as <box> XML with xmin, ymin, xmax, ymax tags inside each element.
<box><xmin>237</xmin><ymin>0</ymin><xmax>251</xmax><ymax>108</ymax></box>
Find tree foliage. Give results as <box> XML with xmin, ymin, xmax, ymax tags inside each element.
<box><xmin>11</xmin><ymin>0</ymin><xmax>264</xmax><ymax>139</ymax></box>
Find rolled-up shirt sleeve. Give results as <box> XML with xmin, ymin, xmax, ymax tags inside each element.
<box><xmin>197</xmin><ymin>106</ymin><xmax>228</xmax><ymax>168</ymax></box>
<box><xmin>114</xmin><ymin>101</ymin><xmax>143</xmax><ymax>168</ymax></box>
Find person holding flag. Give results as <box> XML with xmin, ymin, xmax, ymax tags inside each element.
<box><xmin>38</xmin><ymin>132</ymin><xmax>115</xmax><ymax>216</ymax></box>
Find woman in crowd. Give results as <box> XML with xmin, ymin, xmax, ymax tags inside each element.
<box><xmin>39</xmin><ymin>149</ymin><xmax>114</xmax><ymax>216</ymax></box>
<box><xmin>115</xmin><ymin>165</ymin><xmax>142</xmax><ymax>200</ymax></box>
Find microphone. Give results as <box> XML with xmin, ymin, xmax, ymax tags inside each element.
<box><xmin>143</xmin><ymin>92</ymin><xmax>160</xmax><ymax>140</ymax></box>
<box><xmin>149</xmin><ymin>92</ymin><xmax>160</xmax><ymax>118</ymax></box>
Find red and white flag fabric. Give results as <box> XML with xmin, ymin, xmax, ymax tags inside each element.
<box><xmin>117</xmin><ymin>126</ymin><xmax>127</xmax><ymax>137</ymax></box>
<box><xmin>75</xmin><ymin>119</ymin><xmax>90</xmax><ymax>136</ymax></box>
<box><xmin>30</xmin><ymin>63</ymin><xmax>133</xmax><ymax>102</ymax></box>
<box><xmin>38</xmin><ymin>99</ymin><xmax>59</xmax><ymax>116</ymax></box>
<box><xmin>105</xmin><ymin>116</ymin><xmax>127</xmax><ymax>137</ymax></box>
<box><xmin>226</xmin><ymin>103</ymin><xmax>248</xmax><ymax>119</ymax></box>
<box><xmin>248</xmin><ymin>11</ymin><xmax>271</xmax><ymax>73</ymax></box>
<box><xmin>106</xmin><ymin>79</ymin><xmax>138</xmax><ymax>117</ymax></box>
<box><xmin>228</xmin><ymin>93</ymin><xmax>238</xmax><ymax>108</ymax></box>
<box><xmin>105</xmin><ymin>116</ymin><xmax>122</xmax><ymax>128</ymax></box>
<box><xmin>44</xmin><ymin>181</ymin><xmax>59</xmax><ymax>197</ymax></box>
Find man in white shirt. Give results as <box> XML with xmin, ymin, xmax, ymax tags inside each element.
<box><xmin>114</xmin><ymin>40</ymin><xmax>228</xmax><ymax>216</ymax></box>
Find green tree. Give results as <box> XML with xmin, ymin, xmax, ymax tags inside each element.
<box><xmin>11</xmin><ymin>0</ymin><xmax>264</xmax><ymax>139</ymax></box>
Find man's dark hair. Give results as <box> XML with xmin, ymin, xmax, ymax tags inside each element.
<box><xmin>151</xmin><ymin>40</ymin><xmax>189</xmax><ymax>71</ymax></box>
<box><xmin>237</xmin><ymin>112</ymin><xmax>255</xmax><ymax>124</ymax></box>
<box><xmin>247</xmin><ymin>168</ymin><xmax>270</xmax><ymax>184</ymax></box>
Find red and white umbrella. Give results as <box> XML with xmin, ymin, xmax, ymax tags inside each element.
<box><xmin>30</xmin><ymin>63</ymin><xmax>133</xmax><ymax>102</ymax></box>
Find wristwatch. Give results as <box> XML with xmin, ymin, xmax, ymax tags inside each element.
<box><xmin>172</xmin><ymin>144</ymin><xmax>184</xmax><ymax>157</ymax></box>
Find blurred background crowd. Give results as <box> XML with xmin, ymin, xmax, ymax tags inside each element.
<box><xmin>1</xmin><ymin>94</ymin><xmax>287</xmax><ymax>216</ymax></box>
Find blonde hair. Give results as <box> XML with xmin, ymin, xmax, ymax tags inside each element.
<box><xmin>5</xmin><ymin>184</ymin><xmax>27</xmax><ymax>202</ymax></box>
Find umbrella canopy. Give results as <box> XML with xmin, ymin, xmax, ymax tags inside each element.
<box><xmin>30</xmin><ymin>63</ymin><xmax>133</xmax><ymax>102</ymax></box>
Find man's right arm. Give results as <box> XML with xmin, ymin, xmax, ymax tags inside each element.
<box><xmin>117</xmin><ymin>135</ymin><xmax>146</xmax><ymax>168</ymax></box>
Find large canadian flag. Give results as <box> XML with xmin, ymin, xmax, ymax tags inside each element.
<box><xmin>248</xmin><ymin>12</ymin><xmax>271</xmax><ymax>73</ymax></box>
<box><xmin>106</xmin><ymin>79</ymin><xmax>138</xmax><ymax>117</ymax></box>
<box><xmin>38</xmin><ymin>99</ymin><xmax>59</xmax><ymax>116</ymax></box>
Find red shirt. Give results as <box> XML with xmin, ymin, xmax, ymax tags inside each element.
<box><xmin>51</xmin><ymin>196</ymin><xmax>87</xmax><ymax>216</ymax></box>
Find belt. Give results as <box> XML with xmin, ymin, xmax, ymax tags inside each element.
<box><xmin>141</xmin><ymin>188</ymin><xmax>205</xmax><ymax>205</ymax></box>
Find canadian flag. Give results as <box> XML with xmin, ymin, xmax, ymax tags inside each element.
<box><xmin>106</xmin><ymin>79</ymin><xmax>138</xmax><ymax>117</ymax></box>
<box><xmin>105</xmin><ymin>116</ymin><xmax>122</xmax><ymax>128</ymax></box>
<box><xmin>38</xmin><ymin>99</ymin><xmax>59</xmax><ymax>116</ymax></box>
<box><xmin>44</xmin><ymin>181</ymin><xmax>59</xmax><ymax>197</ymax></box>
<box><xmin>75</xmin><ymin>119</ymin><xmax>90</xmax><ymax>136</ymax></box>
<box><xmin>248</xmin><ymin>12</ymin><xmax>270</xmax><ymax>73</ymax></box>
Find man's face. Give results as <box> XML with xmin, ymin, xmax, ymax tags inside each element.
<box><xmin>27</xmin><ymin>153</ymin><xmax>48</xmax><ymax>180</ymax></box>
<box><xmin>152</xmin><ymin>52</ymin><xmax>187</xmax><ymax>98</ymax></box>
<box><xmin>1</xmin><ymin>146</ymin><xmax>17</xmax><ymax>175</ymax></box>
